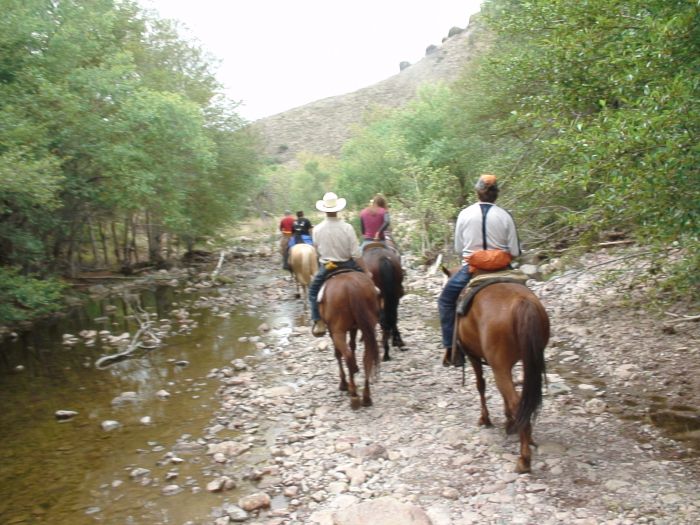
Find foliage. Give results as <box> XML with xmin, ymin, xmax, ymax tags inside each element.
<box><xmin>0</xmin><ymin>267</ymin><xmax>65</xmax><ymax>324</ymax></box>
<box><xmin>0</xmin><ymin>0</ymin><xmax>263</xmax><ymax>321</ymax></box>
<box><xmin>334</xmin><ymin>0</ymin><xmax>699</xmax><ymax>300</ymax></box>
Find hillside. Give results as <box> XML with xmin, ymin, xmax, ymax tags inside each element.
<box><xmin>251</xmin><ymin>15</ymin><xmax>489</xmax><ymax>165</ymax></box>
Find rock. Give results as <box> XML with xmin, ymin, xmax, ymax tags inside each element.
<box><xmin>129</xmin><ymin>467</ymin><xmax>150</xmax><ymax>479</ymax></box>
<box><xmin>161</xmin><ymin>484</ymin><xmax>182</xmax><ymax>496</ymax></box>
<box><xmin>101</xmin><ymin>420</ymin><xmax>120</xmax><ymax>431</ymax></box>
<box><xmin>55</xmin><ymin>410</ymin><xmax>78</xmax><ymax>421</ymax></box>
<box><xmin>350</xmin><ymin>443</ymin><xmax>387</xmax><ymax>459</ymax></box>
<box><xmin>333</xmin><ymin>496</ymin><xmax>431</xmax><ymax>525</ymax></box>
<box><xmin>238</xmin><ymin>492</ymin><xmax>271</xmax><ymax>511</ymax></box>
<box><xmin>207</xmin><ymin>476</ymin><xmax>236</xmax><ymax>493</ymax></box>
<box><xmin>206</xmin><ymin>441</ymin><xmax>251</xmax><ymax>457</ymax></box>
<box><xmin>585</xmin><ymin>398</ymin><xmax>607</xmax><ymax>414</ymax></box>
<box><xmin>139</xmin><ymin>416</ymin><xmax>153</xmax><ymax>425</ymax></box>
<box><xmin>156</xmin><ymin>389</ymin><xmax>171</xmax><ymax>399</ymax></box>
<box><xmin>223</xmin><ymin>504</ymin><xmax>249</xmax><ymax>522</ymax></box>
<box><xmin>447</xmin><ymin>26</ymin><xmax>464</xmax><ymax>37</ymax></box>
<box><xmin>111</xmin><ymin>391</ymin><xmax>138</xmax><ymax>406</ymax></box>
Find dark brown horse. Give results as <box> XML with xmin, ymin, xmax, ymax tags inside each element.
<box><xmin>362</xmin><ymin>243</ymin><xmax>405</xmax><ymax>361</ymax></box>
<box><xmin>319</xmin><ymin>270</ymin><xmax>381</xmax><ymax>409</ymax></box>
<box><xmin>446</xmin><ymin>270</ymin><xmax>549</xmax><ymax>473</ymax></box>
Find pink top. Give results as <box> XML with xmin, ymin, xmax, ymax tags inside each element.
<box><xmin>360</xmin><ymin>207</ymin><xmax>387</xmax><ymax>240</ymax></box>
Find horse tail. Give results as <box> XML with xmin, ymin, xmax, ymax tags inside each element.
<box><xmin>513</xmin><ymin>298</ymin><xmax>549</xmax><ymax>431</ymax></box>
<box><xmin>379</xmin><ymin>256</ymin><xmax>400</xmax><ymax>330</ymax></box>
<box><xmin>349</xmin><ymin>285</ymin><xmax>380</xmax><ymax>377</ymax></box>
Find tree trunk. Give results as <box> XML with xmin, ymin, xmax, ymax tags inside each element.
<box><xmin>87</xmin><ymin>217</ymin><xmax>99</xmax><ymax>267</ymax></box>
<box><xmin>98</xmin><ymin>221</ymin><xmax>110</xmax><ymax>267</ymax></box>
<box><xmin>130</xmin><ymin>214</ymin><xmax>139</xmax><ymax>263</ymax></box>
<box><xmin>110</xmin><ymin>221</ymin><xmax>122</xmax><ymax>264</ymax></box>
<box><xmin>145</xmin><ymin>209</ymin><xmax>165</xmax><ymax>267</ymax></box>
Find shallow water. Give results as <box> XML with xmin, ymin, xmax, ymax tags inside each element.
<box><xmin>0</xmin><ymin>283</ymin><xmax>302</xmax><ymax>524</ymax></box>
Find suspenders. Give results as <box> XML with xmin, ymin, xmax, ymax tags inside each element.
<box><xmin>479</xmin><ymin>203</ymin><xmax>492</xmax><ymax>250</ymax></box>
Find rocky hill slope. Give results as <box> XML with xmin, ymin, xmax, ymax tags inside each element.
<box><xmin>251</xmin><ymin>16</ymin><xmax>489</xmax><ymax>165</ymax></box>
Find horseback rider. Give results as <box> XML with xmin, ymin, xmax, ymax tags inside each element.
<box><xmin>308</xmin><ymin>192</ymin><xmax>366</xmax><ymax>337</ymax></box>
<box><xmin>290</xmin><ymin>210</ymin><xmax>313</xmax><ymax>247</ymax></box>
<box><xmin>359</xmin><ymin>194</ymin><xmax>391</xmax><ymax>249</ymax></box>
<box><xmin>279</xmin><ymin>210</ymin><xmax>295</xmax><ymax>270</ymax></box>
<box><xmin>437</xmin><ymin>174</ymin><xmax>521</xmax><ymax>362</ymax></box>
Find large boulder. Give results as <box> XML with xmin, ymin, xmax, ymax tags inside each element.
<box><xmin>333</xmin><ymin>497</ymin><xmax>432</xmax><ymax>525</ymax></box>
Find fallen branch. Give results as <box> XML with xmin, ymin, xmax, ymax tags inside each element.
<box><xmin>665</xmin><ymin>312</ymin><xmax>700</xmax><ymax>323</ymax></box>
<box><xmin>545</xmin><ymin>250</ymin><xmax>654</xmax><ymax>282</ymax></box>
<box><xmin>428</xmin><ymin>253</ymin><xmax>443</xmax><ymax>276</ymax></box>
<box><xmin>598</xmin><ymin>240</ymin><xmax>636</xmax><ymax>247</ymax></box>
<box><xmin>212</xmin><ymin>250</ymin><xmax>226</xmax><ymax>278</ymax></box>
<box><xmin>95</xmin><ymin>298</ymin><xmax>162</xmax><ymax>369</ymax></box>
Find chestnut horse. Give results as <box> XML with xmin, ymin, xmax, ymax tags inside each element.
<box><xmin>362</xmin><ymin>243</ymin><xmax>405</xmax><ymax>361</ymax></box>
<box><xmin>445</xmin><ymin>269</ymin><xmax>549</xmax><ymax>473</ymax></box>
<box><xmin>319</xmin><ymin>270</ymin><xmax>380</xmax><ymax>409</ymax></box>
<box><xmin>288</xmin><ymin>243</ymin><xmax>318</xmax><ymax>300</ymax></box>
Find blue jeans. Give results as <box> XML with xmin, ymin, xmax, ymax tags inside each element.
<box><xmin>308</xmin><ymin>266</ymin><xmax>330</xmax><ymax>322</ymax></box>
<box><xmin>308</xmin><ymin>260</ymin><xmax>362</xmax><ymax>321</ymax></box>
<box><xmin>437</xmin><ymin>265</ymin><xmax>472</xmax><ymax>349</ymax></box>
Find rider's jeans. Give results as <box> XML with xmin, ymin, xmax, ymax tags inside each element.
<box><xmin>308</xmin><ymin>266</ymin><xmax>329</xmax><ymax>322</ymax></box>
<box><xmin>437</xmin><ymin>265</ymin><xmax>472</xmax><ymax>349</ymax></box>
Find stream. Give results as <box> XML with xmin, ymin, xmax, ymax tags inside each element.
<box><xmin>0</xmin><ymin>276</ymin><xmax>301</xmax><ymax>524</ymax></box>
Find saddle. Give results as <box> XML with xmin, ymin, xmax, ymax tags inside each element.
<box><xmin>456</xmin><ymin>269</ymin><xmax>530</xmax><ymax>316</ymax></box>
<box><xmin>362</xmin><ymin>241</ymin><xmax>387</xmax><ymax>253</ymax></box>
<box><xmin>317</xmin><ymin>267</ymin><xmax>359</xmax><ymax>303</ymax></box>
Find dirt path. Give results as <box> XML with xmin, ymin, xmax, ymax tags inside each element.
<box><xmin>190</xmin><ymin>248</ymin><xmax>700</xmax><ymax>525</ymax></box>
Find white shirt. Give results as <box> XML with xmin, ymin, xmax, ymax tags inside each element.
<box><xmin>312</xmin><ymin>217</ymin><xmax>361</xmax><ymax>263</ymax></box>
<box><xmin>454</xmin><ymin>202</ymin><xmax>521</xmax><ymax>260</ymax></box>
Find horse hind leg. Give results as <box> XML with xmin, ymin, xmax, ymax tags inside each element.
<box><xmin>492</xmin><ymin>368</ymin><xmax>520</xmax><ymax>435</ymax></box>
<box><xmin>516</xmin><ymin>422</ymin><xmax>533</xmax><ymax>474</ymax></box>
<box><xmin>392</xmin><ymin>327</ymin><xmax>406</xmax><ymax>350</ymax></box>
<box><xmin>382</xmin><ymin>326</ymin><xmax>391</xmax><ymax>362</ymax></box>
<box><xmin>332</xmin><ymin>330</ymin><xmax>359</xmax><ymax>404</ymax></box>
<box><xmin>334</xmin><ymin>346</ymin><xmax>348</xmax><ymax>392</ymax></box>
<box><xmin>468</xmin><ymin>356</ymin><xmax>493</xmax><ymax>428</ymax></box>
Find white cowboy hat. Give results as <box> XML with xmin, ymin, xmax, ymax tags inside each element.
<box><xmin>315</xmin><ymin>192</ymin><xmax>347</xmax><ymax>213</ymax></box>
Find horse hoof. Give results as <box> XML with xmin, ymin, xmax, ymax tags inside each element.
<box><xmin>479</xmin><ymin>418</ymin><xmax>493</xmax><ymax>428</ymax></box>
<box><xmin>382</xmin><ymin>355</ymin><xmax>391</xmax><ymax>362</ymax></box>
<box><xmin>362</xmin><ymin>397</ymin><xmax>373</xmax><ymax>407</ymax></box>
<box><xmin>295</xmin><ymin>293</ymin><xmax>300</xmax><ymax>299</ymax></box>
<box><xmin>339</xmin><ymin>383</ymin><xmax>348</xmax><ymax>392</ymax></box>
<box><xmin>399</xmin><ymin>346</ymin><xmax>408</xmax><ymax>352</ymax></box>
<box><xmin>350</xmin><ymin>396</ymin><xmax>362</xmax><ymax>410</ymax></box>
<box><xmin>515</xmin><ymin>459</ymin><xmax>531</xmax><ymax>474</ymax></box>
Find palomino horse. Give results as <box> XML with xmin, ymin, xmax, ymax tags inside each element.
<box><xmin>362</xmin><ymin>242</ymin><xmax>405</xmax><ymax>361</ymax></box>
<box><xmin>445</xmin><ymin>269</ymin><xmax>549</xmax><ymax>473</ymax></box>
<box><xmin>319</xmin><ymin>270</ymin><xmax>380</xmax><ymax>409</ymax></box>
<box><xmin>288</xmin><ymin>243</ymin><xmax>318</xmax><ymax>300</ymax></box>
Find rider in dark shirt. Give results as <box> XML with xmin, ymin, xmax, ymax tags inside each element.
<box><xmin>292</xmin><ymin>210</ymin><xmax>313</xmax><ymax>244</ymax></box>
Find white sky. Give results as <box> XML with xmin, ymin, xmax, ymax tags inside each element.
<box><xmin>139</xmin><ymin>0</ymin><xmax>483</xmax><ymax>121</ymax></box>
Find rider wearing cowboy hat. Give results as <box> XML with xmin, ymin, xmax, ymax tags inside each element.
<box><xmin>308</xmin><ymin>191</ymin><xmax>365</xmax><ymax>337</ymax></box>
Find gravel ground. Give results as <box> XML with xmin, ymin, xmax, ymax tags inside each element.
<box><xmin>187</xmin><ymin>247</ymin><xmax>699</xmax><ymax>525</ymax></box>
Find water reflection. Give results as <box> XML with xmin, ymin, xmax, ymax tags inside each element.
<box><xmin>0</xmin><ymin>284</ymin><xmax>290</xmax><ymax>524</ymax></box>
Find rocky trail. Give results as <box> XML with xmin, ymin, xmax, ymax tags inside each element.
<box><xmin>159</xmin><ymin>245</ymin><xmax>700</xmax><ymax>525</ymax></box>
